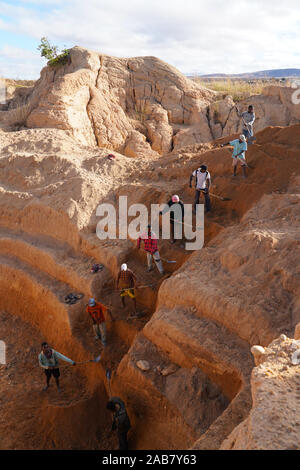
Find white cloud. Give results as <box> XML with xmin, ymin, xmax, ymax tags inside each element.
<box><xmin>0</xmin><ymin>45</ymin><xmax>44</xmax><ymax>79</ymax></box>
<box><xmin>0</xmin><ymin>0</ymin><xmax>300</xmax><ymax>78</ymax></box>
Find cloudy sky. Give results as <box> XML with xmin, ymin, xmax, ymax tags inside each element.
<box><xmin>0</xmin><ymin>0</ymin><xmax>300</xmax><ymax>79</ymax></box>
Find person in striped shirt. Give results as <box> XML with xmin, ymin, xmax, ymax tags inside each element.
<box><xmin>116</xmin><ymin>263</ymin><xmax>137</xmax><ymax>314</ymax></box>
<box><xmin>137</xmin><ymin>224</ymin><xmax>164</xmax><ymax>275</ymax></box>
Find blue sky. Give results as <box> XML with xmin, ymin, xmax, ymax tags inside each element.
<box><xmin>0</xmin><ymin>0</ymin><xmax>300</xmax><ymax>79</ymax></box>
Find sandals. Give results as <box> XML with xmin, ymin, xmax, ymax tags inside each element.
<box><xmin>64</xmin><ymin>293</ymin><xmax>84</xmax><ymax>305</ymax></box>
<box><xmin>90</xmin><ymin>264</ymin><xmax>104</xmax><ymax>273</ymax></box>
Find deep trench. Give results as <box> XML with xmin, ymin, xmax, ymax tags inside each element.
<box><xmin>0</xmin><ymin>206</ymin><xmax>244</xmax><ymax>450</ymax></box>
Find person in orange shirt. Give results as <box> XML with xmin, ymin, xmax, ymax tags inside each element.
<box><xmin>86</xmin><ymin>298</ymin><xmax>113</xmax><ymax>347</ymax></box>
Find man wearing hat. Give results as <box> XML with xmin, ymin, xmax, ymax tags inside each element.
<box><xmin>189</xmin><ymin>164</ymin><xmax>211</xmax><ymax>213</ymax></box>
<box><xmin>116</xmin><ymin>263</ymin><xmax>137</xmax><ymax>314</ymax></box>
<box><xmin>159</xmin><ymin>195</ymin><xmax>185</xmax><ymax>245</ymax></box>
<box><xmin>221</xmin><ymin>135</ymin><xmax>248</xmax><ymax>178</ymax></box>
<box><xmin>86</xmin><ymin>298</ymin><xmax>113</xmax><ymax>346</ymax></box>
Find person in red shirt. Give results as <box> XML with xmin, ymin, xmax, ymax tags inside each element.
<box><xmin>86</xmin><ymin>298</ymin><xmax>113</xmax><ymax>347</ymax></box>
<box><xmin>137</xmin><ymin>224</ymin><xmax>164</xmax><ymax>275</ymax></box>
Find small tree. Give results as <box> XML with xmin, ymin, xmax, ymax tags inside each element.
<box><xmin>37</xmin><ymin>37</ymin><xmax>69</xmax><ymax>67</ymax></box>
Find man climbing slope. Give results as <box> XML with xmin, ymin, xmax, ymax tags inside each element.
<box><xmin>235</xmin><ymin>104</ymin><xmax>256</xmax><ymax>144</ymax></box>
<box><xmin>159</xmin><ymin>194</ymin><xmax>185</xmax><ymax>245</ymax></box>
<box><xmin>86</xmin><ymin>298</ymin><xmax>113</xmax><ymax>347</ymax></box>
<box><xmin>116</xmin><ymin>263</ymin><xmax>137</xmax><ymax>315</ymax></box>
<box><xmin>221</xmin><ymin>135</ymin><xmax>248</xmax><ymax>178</ymax></box>
<box><xmin>189</xmin><ymin>164</ymin><xmax>211</xmax><ymax>213</ymax></box>
<box><xmin>38</xmin><ymin>342</ymin><xmax>76</xmax><ymax>393</ymax></box>
<box><xmin>137</xmin><ymin>224</ymin><xmax>164</xmax><ymax>275</ymax></box>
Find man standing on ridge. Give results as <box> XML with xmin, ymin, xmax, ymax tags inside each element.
<box><xmin>189</xmin><ymin>164</ymin><xmax>211</xmax><ymax>213</ymax></box>
<box><xmin>137</xmin><ymin>224</ymin><xmax>164</xmax><ymax>275</ymax></box>
<box><xmin>86</xmin><ymin>298</ymin><xmax>113</xmax><ymax>347</ymax></box>
<box><xmin>116</xmin><ymin>263</ymin><xmax>137</xmax><ymax>315</ymax></box>
<box><xmin>159</xmin><ymin>194</ymin><xmax>185</xmax><ymax>246</ymax></box>
<box><xmin>235</xmin><ymin>104</ymin><xmax>256</xmax><ymax>144</ymax></box>
<box><xmin>221</xmin><ymin>135</ymin><xmax>248</xmax><ymax>178</ymax></box>
<box><xmin>38</xmin><ymin>342</ymin><xmax>76</xmax><ymax>393</ymax></box>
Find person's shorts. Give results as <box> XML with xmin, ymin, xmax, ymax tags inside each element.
<box><xmin>120</xmin><ymin>288</ymin><xmax>135</xmax><ymax>299</ymax></box>
<box><xmin>44</xmin><ymin>368</ymin><xmax>60</xmax><ymax>379</ymax></box>
<box><xmin>232</xmin><ymin>156</ymin><xmax>247</xmax><ymax>166</ymax></box>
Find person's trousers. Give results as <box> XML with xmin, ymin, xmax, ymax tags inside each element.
<box><xmin>243</xmin><ymin>128</ymin><xmax>254</xmax><ymax>144</ymax></box>
<box><xmin>93</xmin><ymin>322</ymin><xmax>106</xmax><ymax>345</ymax></box>
<box><xmin>147</xmin><ymin>251</ymin><xmax>164</xmax><ymax>274</ymax></box>
<box><xmin>117</xmin><ymin>431</ymin><xmax>128</xmax><ymax>450</ymax></box>
<box><xmin>194</xmin><ymin>190</ymin><xmax>211</xmax><ymax>212</ymax></box>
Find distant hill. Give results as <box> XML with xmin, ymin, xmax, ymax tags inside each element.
<box><xmin>189</xmin><ymin>69</ymin><xmax>300</xmax><ymax>79</ymax></box>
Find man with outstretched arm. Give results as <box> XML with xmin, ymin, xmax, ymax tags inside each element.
<box><xmin>38</xmin><ymin>342</ymin><xmax>76</xmax><ymax>393</ymax></box>
<box><xmin>221</xmin><ymin>134</ymin><xmax>248</xmax><ymax>178</ymax></box>
<box><xmin>189</xmin><ymin>164</ymin><xmax>211</xmax><ymax>213</ymax></box>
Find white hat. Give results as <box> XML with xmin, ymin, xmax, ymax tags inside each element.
<box><xmin>172</xmin><ymin>195</ymin><xmax>180</xmax><ymax>203</ymax></box>
<box><xmin>239</xmin><ymin>134</ymin><xmax>246</xmax><ymax>142</ymax></box>
<box><xmin>121</xmin><ymin>263</ymin><xmax>127</xmax><ymax>271</ymax></box>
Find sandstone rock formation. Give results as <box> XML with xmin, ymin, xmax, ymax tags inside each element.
<box><xmin>220</xmin><ymin>333</ymin><xmax>300</xmax><ymax>450</ymax></box>
<box><xmin>0</xmin><ymin>48</ymin><xmax>299</xmax><ymax>450</ymax></box>
<box><xmin>208</xmin><ymin>85</ymin><xmax>300</xmax><ymax>141</ymax></box>
<box><xmin>0</xmin><ymin>47</ymin><xmax>215</xmax><ymax>156</ymax></box>
<box><xmin>0</xmin><ymin>120</ymin><xmax>299</xmax><ymax>449</ymax></box>
<box><xmin>2</xmin><ymin>47</ymin><xmax>299</xmax><ymax>156</ymax></box>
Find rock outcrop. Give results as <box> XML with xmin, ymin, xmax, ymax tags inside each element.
<box><xmin>220</xmin><ymin>333</ymin><xmax>300</xmax><ymax>450</ymax></box>
<box><xmin>2</xmin><ymin>48</ymin><xmax>299</xmax><ymax>156</ymax></box>
<box><xmin>0</xmin><ymin>47</ymin><xmax>215</xmax><ymax>156</ymax></box>
<box><xmin>207</xmin><ymin>85</ymin><xmax>300</xmax><ymax>141</ymax></box>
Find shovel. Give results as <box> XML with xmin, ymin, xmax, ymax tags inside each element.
<box><xmin>160</xmin><ymin>258</ymin><xmax>177</xmax><ymax>264</ymax></box>
<box><xmin>210</xmin><ymin>192</ymin><xmax>231</xmax><ymax>202</ymax></box>
<box><xmin>106</xmin><ymin>367</ymin><xmax>112</xmax><ymax>396</ymax></box>
<box><xmin>60</xmin><ymin>354</ymin><xmax>102</xmax><ymax>368</ymax></box>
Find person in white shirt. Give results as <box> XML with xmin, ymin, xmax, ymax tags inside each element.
<box><xmin>189</xmin><ymin>164</ymin><xmax>211</xmax><ymax>213</ymax></box>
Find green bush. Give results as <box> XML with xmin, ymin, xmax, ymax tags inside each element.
<box><xmin>37</xmin><ymin>37</ymin><xmax>70</xmax><ymax>68</ymax></box>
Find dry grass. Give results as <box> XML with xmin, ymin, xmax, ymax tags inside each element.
<box><xmin>0</xmin><ymin>78</ymin><xmax>36</xmax><ymax>88</ymax></box>
<box><xmin>4</xmin><ymin>103</ymin><xmax>32</xmax><ymax>126</ymax></box>
<box><xmin>192</xmin><ymin>78</ymin><xmax>285</xmax><ymax>101</ymax></box>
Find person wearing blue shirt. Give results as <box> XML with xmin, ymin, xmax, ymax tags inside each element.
<box><xmin>221</xmin><ymin>135</ymin><xmax>248</xmax><ymax>178</ymax></box>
